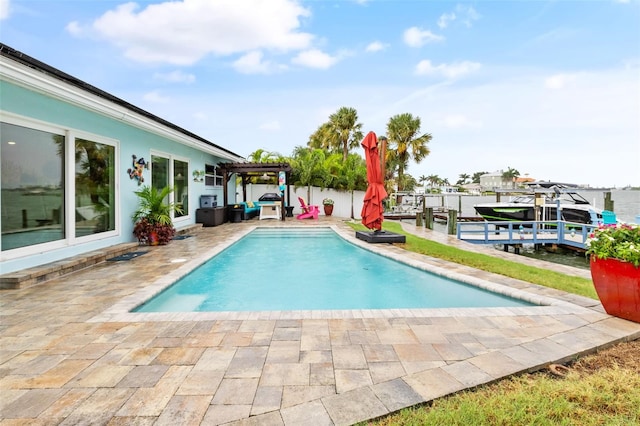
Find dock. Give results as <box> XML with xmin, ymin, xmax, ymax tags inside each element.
<box><xmin>456</xmin><ymin>220</ymin><xmax>595</xmax><ymax>251</ymax></box>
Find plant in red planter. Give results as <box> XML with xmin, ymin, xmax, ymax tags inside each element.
<box><xmin>322</xmin><ymin>198</ymin><xmax>334</xmax><ymax>216</ymax></box>
<box><xmin>586</xmin><ymin>223</ymin><xmax>640</xmax><ymax>323</ymax></box>
<box><xmin>132</xmin><ymin>185</ymin><xmax>182</xmax><ymax>245</ymax></box>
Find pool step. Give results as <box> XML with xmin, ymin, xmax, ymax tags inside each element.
<box><xmin>0</xmin><ymin>242</ymin><xmax>140</xmax><ymax>290</ymax></box>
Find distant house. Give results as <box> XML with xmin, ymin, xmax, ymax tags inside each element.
<box><xmin>515</xmin><ymin>176</ymin><xmax>536</xmax><ymax>186</ymax></box>
<box><xmin>479</xmin><ymin>171</ymin><xmax>511</xmax><ymax>191</ymax></box>
<box><xmin>461</xmin><ymin>183</ymin><xmax>481</xmax><ymax>195</ymax></box>
<box><xmin>1</xmin><ymin>43</ymin><xmax>244</xmax><ymax>274</ymax></box>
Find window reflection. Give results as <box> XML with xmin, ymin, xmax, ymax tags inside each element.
<box><xmin>1</xmin><ymin>122</ymin><xmax>65</xmax><ymax>250</ymax></box>
<box><xmin>75</xmin><ymin>138</ymin><xmax>115</xmax><ymax>235</ymax></box>
<box><xmin>174</xmin><ymin>160</ymin><xmax>188</xmax><ymax>217</ymax></box>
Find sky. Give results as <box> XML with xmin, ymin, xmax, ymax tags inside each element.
<box><xmin>1</xmin><ymin>0</ymin><xmax>639</xmax><ymax>188</ymax></box>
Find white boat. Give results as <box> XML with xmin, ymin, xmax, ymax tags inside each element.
<box><xmin>473</xmin><ymin>182</ymin><xmax>608</xmax><ymax>225</ymax></box>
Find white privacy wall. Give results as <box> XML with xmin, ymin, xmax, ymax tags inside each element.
<box><xmin>239</xmin><ymin>184</ymin><xmax>365</xmax><ymax>219</ymax></box>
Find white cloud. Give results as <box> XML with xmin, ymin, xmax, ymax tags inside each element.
<box><xmin>65</xmin><ymin>21</ymin><xmax>83</xmax><ymax>36</ymax></box>
<box><xmin>544</xmin><ymin>73</ymin><xmax>577</xmax><ymax>89</ymax></box>
<box><xmin>438</xmin><ymin>12</ymin><xmax>455</xmax><ymax>29</ymax></box>
<box><xmin>403</xmin><ymin>27</ymin><xmax>444</xmax><ymax>47</ymax></box>
<box><xmin>291</xmin><ymin>49</ymin><xmax>339</xmax><ymax>69</ymax></box>
<box><xmin>457</xmin><ymin>5</ymin><xmax>480</xmax><ymax>27</ymax></box>
<box><xmin>437</xmin><ymin>5</ymin><xmax>480</xmax><ymax>29</ymax></box>
<box><xmin>153</xmin><ymin>70</ymin><xmax>196</xmax><ymax>84</ymax></box>
<box><xmin>0</xmin><ymin>0</ymin><xmax>10</xmax><ymax>20</ymax></box>
<box><xmin>259</xmin><ymin>121</ymin><xmax>281</xmax><ymax>131</ymax></box>
<box><xmin>233</xmin><ymin>51</ymin><xmax>274</xmax><ymax>74</ymax></box>
<box><xmin>415</xmin><ymin>60</ymin><xmax>481</xmax><ymax>79</ymax></box>
<box><xmin>365</xmin><ymin>41</ymin><xmax>387</xmax><ymax>52</ymax></box>
<box><xmin>143</xmin><ymin>90</ymin><xmax>170</xmax><ymax>103</ymax></box>
<box><xmin>72</xmin><ymin>0</ymin><xmax>313</xmax><ymax>66</ymax></box>
<box><xmin>194</xmin><ymin>112</ymin><xmax>208</xmax><ymax>120</ymax></box>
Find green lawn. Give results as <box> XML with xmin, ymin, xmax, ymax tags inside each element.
<box><xmin>347</xmin><ymin>221</ymin><xmax>597</xmax><ymax>299</ymax></box>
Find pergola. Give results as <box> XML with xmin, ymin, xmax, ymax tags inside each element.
<box><xmin>218</xmin><ymin>162</ymin><xmax>293</xmax><ymax>221</ymax></box>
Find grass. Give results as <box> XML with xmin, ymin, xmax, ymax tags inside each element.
<box><xmin>348</xmin><ymin>221</ymin><xmax>597</xmax><ymax>299</ymax></box>
<box><xmin>349</xmin><ymin>221</ymin><xmax>639</xmax><ymax>425</ymax></box>
<box><xmin>365</xmin><ymin>341</ymin><xmax>640</xmax><ymax>426</ymax></box>
<box><xmin>370</xmin><ymin>367</ymin><xmax>640</xmax><ymax>425</ymax></box>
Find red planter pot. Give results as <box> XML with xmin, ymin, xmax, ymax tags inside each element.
<box><xmin>590</xmin><ymin>257</ymin><xmax>640</xmax><ymax>323</ymax></box>
<box><xmin>324</xmin><ymin>205</ymin><xmax>334</xmax><ymax>216</ymax></box>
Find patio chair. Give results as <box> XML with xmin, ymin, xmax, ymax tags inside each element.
<box><xmin>296</xmin><ymin>197</ymin><xmax>319</xmax><ymax>220</ymax></box>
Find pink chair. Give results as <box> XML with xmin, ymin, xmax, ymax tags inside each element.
<box><xmin>296</xmin><ymin>197</ymin><xmax>319</xmax><ymax>220</ymax></box>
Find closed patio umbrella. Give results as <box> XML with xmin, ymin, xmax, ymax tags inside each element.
<box><xmin>361</xmin><ymin>131</ymin><xmax>388</xmax><ymax>231</ymax></box>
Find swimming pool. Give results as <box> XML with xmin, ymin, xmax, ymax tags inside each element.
<box><xmin>134</xmin><ymin>227</ymin><xmax>534</xmax><ymax>312</ymax></box>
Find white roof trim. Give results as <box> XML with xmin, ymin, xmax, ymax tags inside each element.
<box><xmin>0</xmin><ymin>57</ymin><xmax>244</xmax><ymax>162</ymax></box>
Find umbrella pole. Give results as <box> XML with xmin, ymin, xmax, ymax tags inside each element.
<box><xmin>379</xmin><ymin>137</ymin><xmax>386</xmax><ymax>184</ymax></box>
<box><xmin>380</xmin><ymin>137</ymin><xmax>387</xmax><ymax>225</ymax></box>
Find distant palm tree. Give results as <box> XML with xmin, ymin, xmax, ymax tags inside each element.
<box><xmin>418</xmin><ymin>175</ymin><xmax>428</xmax><ymax>187</ymax></box>
<box><xmin>472</xmin><ymin>171</ymin><xmax>488</xmax><ymax>184</ymax></box>
<box><xmin>386</xmin><ymin>113</ymin><xmax>432</xmax><ymax>191</ymax></box>
<box><xmin>308</xmin><ymin>107</ymin><xmax>363</xmax><ymax>162</ymax></box>
<box><xmin>427</xmin><ymin>174</ymin><xmax>440</xmax><ymax>191</ymax></box>
<box><xmin>502</xmin><ymin>167</ymin><xmax>520</xmax><ymax>188</ymax></box>
<box><xmin>457</xmin><ymin>173</ymin><xmax>471</xmax><ymax>185</ymax></box>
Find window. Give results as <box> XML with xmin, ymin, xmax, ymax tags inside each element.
<box><xmin>1</xmin><ymin>120</ymin><xmax>118</xmax><ymax>254</ymax></box>
<box><xmin>151</xmin><ymin>154</ymin><xmax>189</xmax><ymax>219</ymax></box>
<box><xmin>75</xmin><ymin>138</ymin><xmax>116</xmax><ymax>236</ymax></box>
<box><xmin>174</xmin><ymin>159</ymin><xmax>188</xmax><ymax>217</ymax></box>
<box><xmin>205</xmin><ymin>164</ymin><xmax>223</xmax><ymax>187</ymax></box>
<box><xmin>1</xmin><ymin>122</ymin><xmax>65</xmax><ymax>250</ymax></box>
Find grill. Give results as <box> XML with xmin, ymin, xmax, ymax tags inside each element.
<box><xmin>258</xmin><ymin>193</ymin><xmax>281</xmax><ymax>202</ymax></box>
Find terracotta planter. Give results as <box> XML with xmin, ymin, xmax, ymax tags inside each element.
<box><xmin>148</xmin><ymin>231</ymin><xmax>160</xmax><ymax>246</ymax></box>
<box><xmin>590</xmin><ymin>257</ymin><xmax>640</xmax><ymax>323</ymax></box>
<box><xmin>324</xmin><ymin>204</ymin><xmax>334</xmax><ymax>216</ymax></box>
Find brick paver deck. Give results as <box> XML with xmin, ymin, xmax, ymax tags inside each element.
<box><xmin>1</xmin><ymin>217</ymin><xmax>638</xmax><ymax>425</ymax></box>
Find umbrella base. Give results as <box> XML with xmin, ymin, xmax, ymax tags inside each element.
<box><xmin>355</xmin><ymin>230</ymin><xmax>406</xmax><ymax>244</ymax></box>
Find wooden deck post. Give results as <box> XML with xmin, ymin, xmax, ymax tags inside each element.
<box><xmin>425</xmin><ymin>207</ymin><xmax>434</xmax><ymax>230</ymax></box>
<box><xmin>604</xmin><ymin>191</ymin><xmax>614</xmax><ymax>211</ymax></box>
<box><xmin>447</xmin><ymin>209</ymin><xmax>457</xmax><ymax>235</ymax></box>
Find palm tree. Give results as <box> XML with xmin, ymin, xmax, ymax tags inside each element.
<box><xmin>386</xmin><ymin>113</ymin><xmax>432</xmax><ymax>191</ymax></box>
<box><xmin>400</xmin><ymin>174</ymin><xmax>418</xmax><ymax>192</ymax></box>
<box><xmin>418</xmin><ymin>175</ymin><xmax>428</xmax><ymax>191</ymax></box>
<box><xmin>247</xmin><ymin>149</ymin><xmax>278</xmax><ymax>163</ymax></box>
<box><xmin>308</xmin><ymin>107</ymin><xmax>363</xmax><ymax>162</ymax></box>
<box><xmin>289</xmin><ymin>147</ymin><xmax>329</xmax><ymax>203</ymax></box>
<box><xmin>472</xmin><ymin>171</ymin><xmax>488</xmax><ymax>184</ymax></box>
<box><xmin>456</xmin><ymin>173</ymin><xmax>471</xmax><ymax>185</ymax></box>
<box><xmin>502</xmin><ymin>167</ymin><xmax>520</xmax><ymax>189</ymax></box>
<box><xmin>427</xmin><ymin>174</ymin><xmax>440</xmax><ymax>192</ymax></box>
<box><xmin>334</xmin><ymin>153</ymin><xmax>367</xmax><ymax>218</ymax></box>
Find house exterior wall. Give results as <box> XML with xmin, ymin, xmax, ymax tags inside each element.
<box><xmin>1</xmin><ymin>56</ymin><xmax>242</xmax><ymax>273</ymax></box>
<box><xmin>479</xmin><ymin>172</ymin><xmax>510</xmax><ymax>191</ymax></box>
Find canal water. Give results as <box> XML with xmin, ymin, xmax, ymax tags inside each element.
<box><xmin>410</xmin><ymin>189</ymin><xmax>640</xmax><ymax>270</ymax></box>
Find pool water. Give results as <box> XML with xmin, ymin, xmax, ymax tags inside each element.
<box><xmin>134</xmin><ymin>228</ymin><xmax>534</xmax><ymax>312</ymax></box>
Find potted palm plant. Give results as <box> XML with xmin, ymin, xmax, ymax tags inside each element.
<box><xmin>586</xmin><ymin>223</ymin><xmax>640</xmax><ymax>323</ymax></box>
<box><xmin>132</xmin><ymin>185</ymin><xmax>182</xmax><ymax>245</ymax></box>
<box><xmin>323</xmin><ymin>198</ymin><xmax>334</xmax><ymax>216</ymax></box>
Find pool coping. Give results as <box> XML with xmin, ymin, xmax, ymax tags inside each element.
<box><xmin>90</xmin><ymin>224</ymin><xmax>594</xmax><ymax>323</ymax></box>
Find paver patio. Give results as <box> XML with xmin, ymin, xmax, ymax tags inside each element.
<box><xmin>1</xmin><ymin>218</ymin><xmax>639</xmax><ymax>425</ymax></box>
